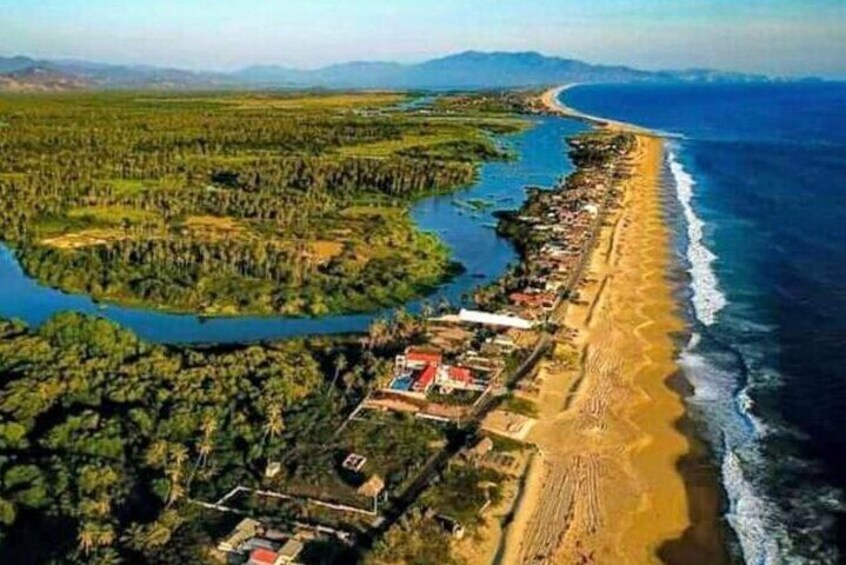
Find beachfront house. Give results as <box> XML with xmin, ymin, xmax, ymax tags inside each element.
<box><xmin>387</xmin><ymin>345</ymin><xmax>488</xmax><ymax>396</ymax></box>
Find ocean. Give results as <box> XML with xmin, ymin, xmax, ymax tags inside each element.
<box><xmin>564</xmin><ymin>82</ymin><xmax>846</xmax><ymax>564</ymax></box>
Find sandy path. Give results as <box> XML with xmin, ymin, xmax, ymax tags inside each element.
<box><xmin>499</xmin><ymin>125</ymin><xmax>696</xmax><ymax>564</ymax></box>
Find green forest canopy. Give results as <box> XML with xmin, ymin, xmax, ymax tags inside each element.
<box><xmin>0</xmin><ymin>91</ymin><xmax>524</xmax><ymax>316</ymax></box>
<box><xmin>0</xmin><ymin>311</ymin><xmax>367</xmax><ymax>563</ymax></box>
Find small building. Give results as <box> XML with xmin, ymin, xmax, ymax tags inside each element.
<box><xmin>277</xmin><ymin>538</ymin><xmax>305</xmax><ymax>564</ymax></box>
<box><xmin>357</xmin><ymin>474</ymin><xmax>385</xmax><ymax>499</ymax></box>
<box><xmin>491</xmin><ymin>334</ymin><xmax>517</xmax><ymax>349</ymax></box>
<box><xmin>245</xmin><ymin>537</ymin><xmax>304</xmax><ymax>565</ymax></box>
<box><xmin>447</xmin><ymin>366</ymin><xmax>473</xmax><ymax>385</ymax></box>
<box><xmin>458</xmin><ymin>309</ymin><xmax>534</xmax><ymax>330</ymax></box>
<box><xmin>249</xmin><ymin>547</ymin><xmax>280</xmax><ymax>565</ymax></box>
<box><xmin>390</xmin><ymin>347</ymin><xmax>446</xmax><ymax>395</ymax></box>
<box><xmin>403</xmin><ymin>347</ymin><xmax>443</xmax><ymax>368</ymax></box>
<box><xmin>436</xmin><ymin>365</ymin><xmax>485</xmax><ymax>394</ymax></box>
<box><xmin>265</xmin><ymin>461</ymin><xmax>282</xmax><ymax>479</ymax></box>
<box><xmin>217</xmin><ymin>518</ymin><xmax>261</xmax><ymax>553</ymax></box>
<box><xmin>411</xmin><ymin>363</ymin><xmax>438</xmax><ymax>393</ymax></box>
<box><xmin>435</xmin><ymin>515</ymin><xmax>466</xmax><ymax>540</ymax></box>
<box><xmin>342</xmin><ymin>453</ymin><xmax>368</xmax><ymax>473</ymax></box>
<box><xmin>468</xmin><ymin>437</ymin><xmax>494</xmax><ymax>460</ymax></box>
<box><xmin>358</xmin><ymin>474</ymin><xmax>387</xmax><ymax>513</ymax></box>
<box><xmin>509</xmin><ymin>292</ymin><xmax>556</xmax><ymax>310</ymax></box>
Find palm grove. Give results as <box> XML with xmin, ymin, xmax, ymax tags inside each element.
<box><xmin>0</xmin><ymin>92</ymin><xmax>517</xmax><ymax>315</ymax></box>
<box><xmin>0</xmin><ymin>90</ymin><xmax>533</xmax><ymax>562</ymax></box>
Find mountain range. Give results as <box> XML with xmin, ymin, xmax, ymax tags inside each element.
<box><xmin>0</xmin><ymin>51</ymin><xmax>776</xmax><ymax>92</ymax></box>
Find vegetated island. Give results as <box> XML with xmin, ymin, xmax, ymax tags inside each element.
<box><xmin>0</xmin><ymin>91</ymin><xmax>524</xmax><ymax>316</ymax></box>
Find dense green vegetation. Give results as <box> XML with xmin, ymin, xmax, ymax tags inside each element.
<box><xmin>420</xmin><ymin>465</ymin><xmax>503</xmax><ymax>527</ymax></box>
<box><xmin>434</xmin><ymin>90</ymin><xmax>539</xmax><ymax>114</ymax></box>
<box><xmin>364</xmin><ymin>463</ymin><xmax>505</xmax><ymax>565</ymax></box>
<box><xmin>0</xmin><ymin>309</ymin><xmax>457</xmax><ymax>562</ymax></box>
<box><xmin>0</xmin><ymin>312</ymin><xmax>373</xmax><ymax>563</ymax></box>
<box><xmin>365</xmin><ymin>509</ymin><xmax>461</xmax><ymax>565</ymax></box>
<box><xmin>0</xmin><ymin>91</ymin><xmax>521</xmax><ymax>315</ymax></box>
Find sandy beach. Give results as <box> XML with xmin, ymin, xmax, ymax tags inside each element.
<box><xmin>496</xmin><ymin>89</ymin><xmax>726</xmax><ymax>564</ymax></box>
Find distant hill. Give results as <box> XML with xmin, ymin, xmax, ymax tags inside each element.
<box><xmin>0</xmin><ymin>63</ymin><xmax>90</xmax><ymax>92</ymax></box>
<box><xmin>0</xmin><ymin>50</ymin><xmax>773</xmax><ymax>92</ymax></box>
<box><xmin>230</xmin><ymin>51</ymin><xmax>770</xmax><ymax>89</ymax></box>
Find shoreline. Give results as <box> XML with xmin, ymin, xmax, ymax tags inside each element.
<box><xmin>495</xmin><ymin>87</ymin><xmax>726</xmax><ymax>563</ymax></box>
<box><xmin>540</xmin><ymin>85</ymin><xmax>658</xmax><ymax>136</ymax></box>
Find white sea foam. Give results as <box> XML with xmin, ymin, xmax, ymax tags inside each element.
<box><xmin>668</xmin><ymin>150</ymin><xmax>726</xmax><ymax>325</ymax></box>
<box><xmin>681</xmin><ymin>343</ymin><xmax>785</xmax><ymax>565</ymax></box>
<box><xmin>670</xmin><ymin>152</ymin><xmax>785</xmax><ymax>564</ymax></box>
<box><xmin>723</xmin><ymin>450</ymin><xmax>784</xmax><ymax>565</ymax></box>
<box><xmin>737</xmin><ymin>384</ymin><xmax>772</xmax><ymax>437</ymax></box>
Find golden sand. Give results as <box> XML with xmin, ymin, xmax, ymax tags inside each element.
<box><xmin>496</xmin><ymin>95</ymin><xmax>725</xmax><ymax>563</ymax></box>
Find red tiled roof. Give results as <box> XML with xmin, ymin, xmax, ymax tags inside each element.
<box><xmin>406</xmin><ymin>349</ymin><xmax>443</xmax><ymax>366</ymax></box>
<box><xmin>448</xmin><ymin>366</ymin><xmax>473</xmax><ymax>383</ymax></box>
<box><xmin>509</xmin><ymin>292</ymin><xmax>555</xmax><ymax>308</ymax></box>
<box><xmin>413</xmin><ymin>364</ymin><xmax>438</xmax><ymax>391</ymax></box>
<box><xmin>249</xmin><ymin>548</ymin><xmax>278</xmax><ymax>565</ymax></box>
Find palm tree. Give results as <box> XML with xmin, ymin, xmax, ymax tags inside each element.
<box><xmin>122</xmin><ymin>523</ymin><xmax>148</xmax><ymax>552</ymax></box>
<box><xmin>368</xmin><ymin>319</ymin><xmax>388</xmax><ymax>350</ymax></box>
<box><xmin>262</xmin><ymin>404</ymin><xmax>285</xmax><ymax>442</ymax></box>
<box><xmin>94</xmin><ymin>548</ymin><xmax>121</xmax><ymax>565</ymax></box>
<box><xmin>197</xmin><ymin>416</ymin><xmax>217</xmax><ymax>468</ymax></box>
<box><xmin>144</xmin><ymin>440</ymin><xmax>169</xmax><ymax>469</ymax></box>
<box><xmin>96</xmin><ymin>524</ymin><xmax>115</xmax><ymax>548</ymax></box>
<box><xmin>166</xmin><ymin>482</ymin><xmax>185</xmax><ymax>508</ymax></box>
<box><xmin>78</xmin><ymin>521</ymin><xmax>98</xmax><ymax>555</ymax></box>
<box><xmin>421</xmin><ymin>301</ymin><xmax>434</xmax><ymax>324</ymax></box>
<box><xmin>329</xmin><ymin>354</ymin><xmax>347</xmax><ymax>395</ymax></box>
<box><xmin>187</xmin><ymin>415</ymin><xmax>218</xmax><ymax>493</ymax></box>
<box><xmin>165</xmin><ymin>445</ymin><xmax>188</xmax><ymax>507</ymax></box>
<box><xmin>170</xmin><ymin>444</ymin><xmax>189</xmax><ymax>469</ymax></box>
<box><xmin>144</xmin><ymin>517</ymin><xmax>176</xmax><ymax>548</ymax></box>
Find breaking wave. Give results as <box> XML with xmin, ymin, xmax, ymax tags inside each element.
<box><xmin>669</xmin><ymin>150</ymin><xmax>781</xmax><ymax>564</ymax></box>
<box><xmin>668</xmin><ymin>150</ymin><xmax>726</xmax><ymax>325</ymax></box>
<box><xmin>669</xmin><ymin>150</ymin><xmax>841</xmax><ymax>564</ymax></box>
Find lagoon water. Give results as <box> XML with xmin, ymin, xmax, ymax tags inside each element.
<box><xmin>0</xmin><ymin>117</ymin><xmax>585</xmax><ymax>344</ymax></box>
<box><xmin>566</xmin><ymin>83</ymin><xmax>846</xmax><ymax>564</ymax></box>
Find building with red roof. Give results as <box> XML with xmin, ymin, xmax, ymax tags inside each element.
<box><xmin>404</xmin><ymin>347</ymin><xmax>443</xmax><ymax>367</ymax></box>
<box><xmin>436</xmin><ymin>365</ymin><xmax>486</xmax><ymax>393</ymax></box>
<box><xmin>509</xmin><ymin>292</ymin><xmax>556</xmax><ymax>310</ymax></box>
<box><xmin>249</xmin><ymin>547</ymin><xmax>279</xmax><ymax>565</ymax></box>
<box><xmin>412</xmin><ymin>363</ymin><xmax>438</xmax><ymax>392</ymax></box>
<box><xmin>447</xmin><ymin>366</ymin><xmax>473</xmax><ymax>384</ymax></box>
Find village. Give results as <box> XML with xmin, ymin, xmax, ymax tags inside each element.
<box><xmin>197</xmin><ymin>129</ymin><xmax>634</xmax><ymax>565</ymax></box>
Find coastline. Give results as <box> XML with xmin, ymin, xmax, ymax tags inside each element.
<box><xmin>496</xmin><ymin>88</ymin><xmax>726</xmax><ymax>563</ymax></box>
<box><xmin>540</xmin><ymin>85</ymin><xmax>655</xmax><ymax>135</ymax></box>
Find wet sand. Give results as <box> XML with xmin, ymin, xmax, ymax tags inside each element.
<box><xmin>498</xmin><ymin>91</ymin><xmax>727</xmax><ymax>564</ymax></box>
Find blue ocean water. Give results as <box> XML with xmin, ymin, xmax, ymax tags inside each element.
<box><xmin>565</xmin><ymin>83</ymin><xmax>846</xmax><ymax>563</ymax></box>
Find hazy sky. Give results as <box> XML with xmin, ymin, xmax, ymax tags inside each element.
<box><xmin>2</xmin><ymin>0</ymin><xmax>844</xmax><ymax>77</ymax></box>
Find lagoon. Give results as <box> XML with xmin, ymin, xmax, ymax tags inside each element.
<box><xmin>0</xmin><ymin>116</ymin><xmax>584</xmax><ymax>344</ymax></box>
